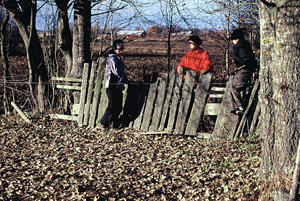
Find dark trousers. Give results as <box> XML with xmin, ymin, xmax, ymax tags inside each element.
<box><xmin>230</xmin><ymin>69</ymin><xmax>253</xmax><ymax>109</ymax></box>
<box><xmin>100</xmin><ymin>87</ymin><xmax>123</xmax><ymax>128</ymax></box>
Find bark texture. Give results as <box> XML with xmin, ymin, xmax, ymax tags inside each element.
<box><xmin>3</xmin><ymin>0</ymin><xmax>48</xmax><ymax>112</ymax></box>
<box><xmin>259</xmin><ymin>0</ymin><xmax>300</xmax><ymax>198</ymax></box>
<box><xmin>0</xmin><ymin>10</ymin><xmax>9</xmax><ymax>115</ymax></box>
<box><xmin>56</xmin><ymin>0</ymin><xmax>73</xmax><ymax>76</ymax></box>
<box><xmin>70</xmin><ymin>0</ymin><xmax>91</xmax><ymax>103</ymax></box>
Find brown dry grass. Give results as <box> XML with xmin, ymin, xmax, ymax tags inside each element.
<box><xmin>122</xmin><ymin>33</ymin><xmax>229</xmax><ymax>83</ymax></box>
<box><xmin>0</xmin><ymin>32</ymin><xmax>230</xmax><ymax>114</ymax></box>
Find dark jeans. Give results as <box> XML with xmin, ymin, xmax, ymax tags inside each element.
<box><xmin>230</xmin><ymin>69</ymin><xmax>253</xmax><ymax>109</ymax></box>
<box><xmin>100</xmin><ymin>87</ymin><xmax>123</xmax><ymax>128</ymax></box>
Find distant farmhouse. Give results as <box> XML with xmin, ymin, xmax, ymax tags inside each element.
<box><xmin>171</xmin><ymin>31</ymin><xmax>192</xmax><ymax>36</ymax></box>
<box><xmin>117</xmin><ymin>30</ymin><xmax>146</xmax><ymax>39</ymax></box>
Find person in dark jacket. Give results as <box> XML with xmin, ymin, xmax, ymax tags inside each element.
<box><xmin>230</xmin><ymin>28</ymin><xmax>257</xmax><ymax>115</ymax></box>
<box><xmin>99</xmin><ymin>39</ymin><xmax>128</xmax><ymax>129</ymax></box>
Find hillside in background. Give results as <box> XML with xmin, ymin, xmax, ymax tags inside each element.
<box><xmin>0</xmin><ymin>30</ymin><xmax>234</xmax><ymax>114</ymax></box>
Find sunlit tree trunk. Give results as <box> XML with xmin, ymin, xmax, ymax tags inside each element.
<box><xmin>69</xmin><ymin>0</ymin><xmax>91</xmax><ymax>103</ymax></box>
<box><xmin>259</xmin><ymin>0</ymin><xmax>300</xmax><ymax>199</ymax></box>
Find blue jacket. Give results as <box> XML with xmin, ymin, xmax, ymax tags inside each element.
<box><xmin>105</xmin><ymin>53</ymin><xmax>128</xmax><ymax>90</ymax></box>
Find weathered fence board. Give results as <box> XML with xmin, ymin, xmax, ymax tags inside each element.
<box><xmin>209</xmin><ymin>94</ymin><xmax>224</xmax><ymax>99</ymax></box>
<box><xmin>83</xmin><ymin>62</ymin><xmax>96</xmax><ymax>125</ymax></box>
<box><xmin>140</xmin><ymin>79</ymin><xmax>159</xmax><ymax>131</ymax></box>
<box><xmin>204</xmin><ymin>103</ymin><xmax>222</xmax><ymax>116</ymax></box>
<box><xmin>233</xmin><ymin>80</ymin><xmax>260</xmax><ymax>139</ymax></box>
<box><xmin>88</xmin><ymin>58</ymin><xmax>105</xmax><ymax>127</ymax></box>
<box><xmin>78</xmin><ymin>63</ymin><xmax>90</xmax><ymax>126</ymax></box>
<box><xmin>11</xmin><ymin>101</ymin><xmax>32</xmax><ymax>123</ymax></box>
<box><xmin>56</xmin><ymin>85</ymin><xmax>82</xmax><ymax>90</ymax></box>
<box><xmin>50</xmin><ymin>114</ymin><xmax>77</xmax><ymax>121</ymax></box>
<box><xmin>167</xmin><ymin>74</ymin><xmax>183</xmax><ymax>131</ymax></box>
<box><xmin>213</xmin><ymin>77</ymin><xmax>240</xmax><ymax>139</ymax></box>
<box><xmin>158</xmin><ymin>69</ymin><xmax>176</xmax><ymax>131</ymax></box>
<box><xmin>51</xmin><ymin>77</ymin><xmax>82</xmax><ymax>82</ymax></box>
<box><xmin>149</xmin><ymin>73</ymin><xmax>168</xmax><ymax>131</ymax></box>
<box><xmin>96</xmin><ymin>76</ymin><xmax>108</xmax><ymax>127</ymax></box>
<box><xmin>211</xmin><ymin>87</ymin><xmax>226</xmax><ymax>92</ymax></box>
<box><xmin>185</xmin><ymin>73</ymin><xmax>212</xmax><ymax>135</ymax></box>
<box><xmin>132</xmin><ymin>99</ymin><xmax>146</xmax><ymax>130</ymax></box>
<box><xmin>250</xmin><ymin>102</ymin><xmax>260</xmax><ymax>134</ymax></box>
<box><xmin>175</xmin><ymin>71</ymin><xmax>197</xmax><ymax>134</ymax></box>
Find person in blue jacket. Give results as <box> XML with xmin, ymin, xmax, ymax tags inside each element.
<box><xmin>99</xmin><ymin>39</ymin><xmax>128</xmax><ymax>129</ymax></box>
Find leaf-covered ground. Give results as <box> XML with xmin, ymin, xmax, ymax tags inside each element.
<box><xmin>0</xmin><ymin>115</ymin><xmax>261</xmax><ymax>200</ymax></box>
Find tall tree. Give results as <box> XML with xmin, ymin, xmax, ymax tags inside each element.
<box><xmin>55</xmin><ymin>0</ymin><xmax>73</xmax><ymax>76</ymax></box>
<box><xmin>54</xmin><ymin>0</ymin><xmax>91</xmax><ymax>103</ymax></box>
<box><xmin>2</xmin><ymin>0</ymin><xmax>48</xmax><ymax>112</ymax></box>
<box><xmin>0</xmin><ymin>9</ymin><xmax>9</xmax><ymax>115</ymax></box>
<box><xmin>259</xmin><ymin>0</ymin><xmax>300</xmax><ymax>199</ymax></box>
<box><xmin>70</xmin><ymin>0</ymin><xmax>91</xmax><ymax>80</ymax></box>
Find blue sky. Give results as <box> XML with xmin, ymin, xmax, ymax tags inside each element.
<box><xmin>36</xmin><ymin>0</ymin><xmax>226</xmax><ymax>32</ymax></box>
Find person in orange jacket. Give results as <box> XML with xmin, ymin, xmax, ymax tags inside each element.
<box><xmin>177</xmin><ymin>35</ymin><xmax>213</xmax><ymax>81</ymax></box>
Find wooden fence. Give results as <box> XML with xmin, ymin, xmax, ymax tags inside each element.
<box><xmin>51</xmin><ymin>60</ymin><xmax>259</xmax><ymax>138</ymax></box>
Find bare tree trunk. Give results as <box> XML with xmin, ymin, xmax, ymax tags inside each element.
<box><xmin>3</xmin><ymin>0</ymin><xmax>48</xmax><ymax>112</ymax></box>
<box><xmin>70</xmin><ymin>0</ymin><xmax>91</xmax><ymax>103</ymax></box>
<box><xmin>0</xmin><ymin>10</ymin><xmax>9</xmax><ymax>115</ymax></box>
<box><xmin>56</xmin><ymin>0</ymin><xmax>72</xmax><ymax>76</ymax></box>
<box><xmin>259</xmin><ymin>0</ymin><xmax>300</xmax><ymax>199</ymax></box>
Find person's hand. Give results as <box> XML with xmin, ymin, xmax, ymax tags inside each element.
<box><xmin>199</xmin><ymin>69</ymin><xmax>207</xmax><ymax>75</ymax></box>
<box><xmin>178</xmin><ymin>66</ymin><xmax>184</xmax><ymax>75</ymax></box>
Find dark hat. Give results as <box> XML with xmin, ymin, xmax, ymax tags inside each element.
<box><xmin>113</xmin><ymin>39</ymin><xmax>124</xmax><ymax>49</ymax></box>
<box><xmin>230</xmin><ymin>28</ymin><xmax>244</xmax><ymax>40</ymax></box>
<box><xmin>189</xmin><ymin>35</ymin><xmax>202</xmax><ymax>46</ymax></box>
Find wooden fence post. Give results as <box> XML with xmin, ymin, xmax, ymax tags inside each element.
<box><xmin>185</xmin><ymin>73</ymin><xmax>212</xmax><ymax>135</ymax></box>
<box><xmin>175</xmin><ymin>70</ymin><xmax>197</xmax><ymax>134</ymax></box>
<box><xmin>89</xmin><ymin>58</ymin><xmax>105</xmax><ymax>127</ymax></box>
<box><xmin>167</xmin><ymin>74</ymin><xmax>183</xmax><ymax>131</ymax></box>
<box><xmin>96</xmin><ymin>74</ymin><xmax>108</xmax><ymax>127</ymax></box>
<box><xmin>11</xmin><ymin>102</ymin><xmax>31</xmax><ymax>124</ymax></box>
<box><xmin>158</xmin><ymin>69</ymin><xmax>176</xmax><ymax>131</ymax></box>
<box><xmin>234</xmin><ymin>80</ymin><xmax>260</xmax><ymax>139</ymax></box>
<box><xmin>213</xmin><ymin>77</ymin><xmax>240</xmax><ymax>139</ymax></box>
<box><xmin>77</xmin><ymin>63</ymin><xmax>90</xmax><ymax>126</ymax></box>
<box><xmin>140</xmin><ymin>78</ymin><xmax>159</xmax><ymax>131</ymax></box>
<box><xmin>249</xmin><ymin>102</ymin><xmax>260</xmax><ymax>134</ymax></box>
<box><xmin>149</xmin><ymin>73</ymin><xmax>168</xmax><ymax>131</ymax></box>
<box><xmin>132</xmin><ymin>95</ymin><xmax>146</xmax><ymax>130</ymax></box>
<box><xmin>83</xmin><ymin>62</ymin><xmax>96</xmax><ymax>125</ymax></box>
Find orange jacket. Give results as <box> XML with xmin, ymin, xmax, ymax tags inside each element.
<box><xmin>177</xmin><ymin>48</ymin><xmax>213</xmax><ymax>77</ymax></box>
